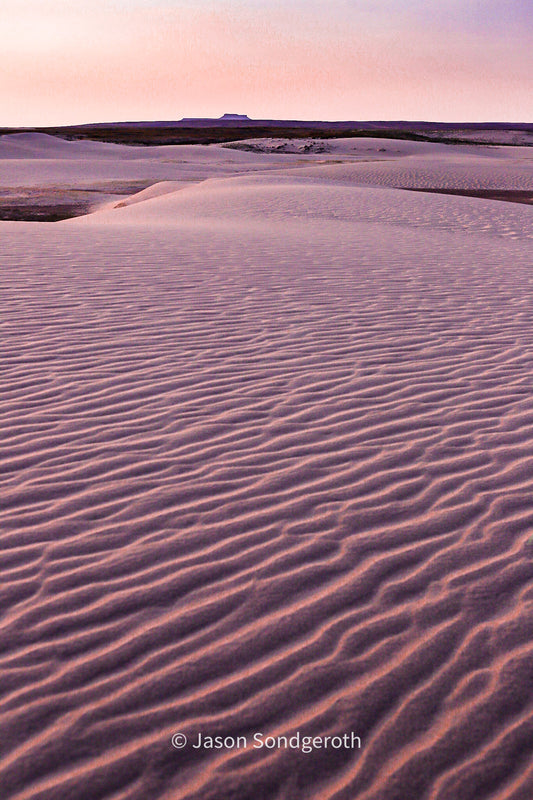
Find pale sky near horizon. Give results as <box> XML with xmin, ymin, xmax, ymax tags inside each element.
<box><xmin>2</xmin><ymin>0</ymin><xmax>532</xmax><ymax>126</ymax></box>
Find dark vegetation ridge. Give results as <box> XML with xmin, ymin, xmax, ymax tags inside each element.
<box><xmin>1</xmin><ymin>119</ymin><xmax>532</xmax><ymax>146</ymax></box>
<box><xmin>0</xmin><ymin>125</ymin><xmax>449</xmax><ymax>146</ymax></box>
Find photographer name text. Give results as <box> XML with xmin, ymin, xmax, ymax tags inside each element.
<box><xmin>172</xmin><ymin>731</ymin><xmax>361</xmax><ymax>754</ymax></box>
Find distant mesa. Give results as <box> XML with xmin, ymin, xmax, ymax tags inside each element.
<box><xmin>179</xmin><ymin>113</ymin><xmax>252</xmax><ymax>125</ymax></box>
<box><xmin>219</xmin><ymin>114</ymin><xmax>251</xmax><ymax>121</ymax></box>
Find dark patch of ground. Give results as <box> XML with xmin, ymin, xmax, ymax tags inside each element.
<box><xmin>0</xmin><ymin>182</ymin><xmax>154</xmax><ymax>222</ymax></box>
<box><xmin>0</xmin><ymin>204</ymin><xmax>92</xmax><ymax>222</ymax></box>
<box><xmin>402</xmin><ymin>188</ymin><xmax>533</xmax><ymax>205</ymax></box>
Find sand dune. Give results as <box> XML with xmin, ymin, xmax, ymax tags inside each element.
<box><xmin>0</xmin><ymin>135</ymin><xmax>532</xmax><ymax>800</ymax></box>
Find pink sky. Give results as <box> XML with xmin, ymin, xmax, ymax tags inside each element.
<box><xmin>2</xmin><ymin>0</ymin><xmax>532</xmax><ymax>126</ymax></box>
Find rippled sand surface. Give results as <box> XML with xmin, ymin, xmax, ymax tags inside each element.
<box><xmin>1</xmin><ymin>134</ymin><xmax>533</xmax><ymax>800</ymax></box>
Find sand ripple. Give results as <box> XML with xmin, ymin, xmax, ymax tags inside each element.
<box><xmin>0</xmin><ymin>156</ymin><xmax>532</xmax><ymax>799</ymax></box>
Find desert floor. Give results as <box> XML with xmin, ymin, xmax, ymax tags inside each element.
<box><xmin>1</xmin><ymin>133</ymin><xmax>533</xmax><ymax>800</ymax></box>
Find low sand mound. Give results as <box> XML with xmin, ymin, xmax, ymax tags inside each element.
<box><xmin>113</xmin><ymin>181</ymin><xmax>184</xmax><ymax>208</ymax></box>
<box><xmin>85</xmin><ymin>169</ymin><xmax>533</xmax><ymax>245</ymax></box>
<box><xmin>0</xmin><ymin>141</ymin><xmax>532</xmax><ymax>800</ymax></box>
<box><xmin>313</xmin><ymin>151</ymin><xmax>533</xmax><ymax>193</ymax></box>
<box><xmin>0</xmin><ymin>132</ymin><xmax>129</xmax><ymax>160</ymax></box>
<box><xmin>0</xmin><ymin>132</ymin><xmax>75</xmax><ymax>159</ymax></box>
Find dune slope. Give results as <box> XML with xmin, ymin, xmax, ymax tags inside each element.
<box><xmin>0</xmin><ymin>137</ymin><xmax>532</xmax><ymax>800</ymax></box>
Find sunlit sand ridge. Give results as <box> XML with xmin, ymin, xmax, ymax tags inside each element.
<box><xmin>0</xmin><ymin>134</ymin><xmax>532</xmax><ymax>800</ymax></box>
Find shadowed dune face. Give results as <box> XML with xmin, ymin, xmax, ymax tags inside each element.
<box><xmin>0</xmin><ymin>136</ymin><xmax>533</xmax><ymax>800</ymax></box>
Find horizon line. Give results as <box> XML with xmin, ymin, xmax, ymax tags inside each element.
<box><xmin>3</xmin><ymin>118</ymin><xmax>533</xmax><ymax>129</ymax></box>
